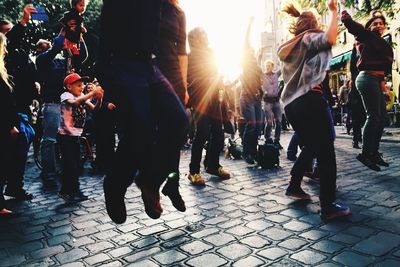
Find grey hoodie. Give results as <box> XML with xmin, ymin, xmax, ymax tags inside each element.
<box><xmin>277</xmin><ymin>30</ymin><xmax>332</xmax><ymax>108</ymax></box>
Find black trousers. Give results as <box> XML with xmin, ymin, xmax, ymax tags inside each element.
<box><xmin>284</xmin><ymin>91</ymin><xmax>337</xmax><ymax>208</ymax></box>
<box><xmin>58</xmin><ymin>134</ymin><xmax>81</xmax><ymax>194</ymax></box>
<box><xmin>189</xmin><ymin>112</ymin><xmax>224</xmax><ymax>174</ymax></box>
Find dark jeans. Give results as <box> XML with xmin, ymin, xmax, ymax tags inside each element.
<box><xmin>287</xmin><ymin>131</ymin><xmax>299</xmax><ymax>159</ymax></box>
<box><xmin>285</xmin><ymin>91</ymin><xmax>337</xmax><ymax>208</ymax></box>
<box><xmin>101</xmin><ymin>60</ymin><xmax>188</xmax><ymax>190</ymax></box>
<box><xmin>356</xmin><ymin>72</ymin><xmax>387</xmax><ymax>155</ymax></box>
<box><xmin>240</xmin><ymin>94</ymin><xmax>262</xmax><ymax>157</ymax></box>
<box><xmin>94</xmin><ymin>112</ymin><xmax>116</xmax><ymax>172</ymax></box>
<box><xmin>58</xmin><ymin>134</ymin><xmax>81</xmax><ymax>194</ymax></box>
<box><xmin>189</xmin><ymin>112</ymin><xmax>224</xmax><ymax>174</ymax></box>
<box><xmin>350</xmin><ymin>100</ymin><xmax>366</xmax><ymax>143</ymax></box>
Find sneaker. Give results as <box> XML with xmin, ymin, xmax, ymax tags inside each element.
<box><xmin>161</xmin><ymin>172</ymin><xmax>186</xmax><ymax>212</ymax></box>
<box><xmin>4</xmin><ymin>189</ymin><xmax>33</xmax><ymax>200</ymax></box>
<box><xmin>187</xmin><ymin>173</ymin><xmax>206</xmax><ymax>186</ymax></box>
<box><xmin>285</xmin><ymin>184</ymin><xmax>311</xmax><ymax>200</ymax></box>
<box><xmin>374</xmin><ymin>153</ymin><xmax>389</xmax><ymax>167</ymax></box>
<box><xmin>206</xmin><ymin>167</ymin><xmax>231</xmax><ymax>179</ymax></box>
<box><xmin>104</xmin><ymin>175</ymin><xmax>128</xmax><ymax>224</ymax></box>
<box><xmin>356</xmin><ymin>153</ymin><xmax>381</xmax><ymax>171</ymax></box>
<box><xmin>320</xmin><ymin>203</ymin><xmax>351</xmax><ymax>220</ymax></box>
<box><xmin>0</xmin><ymin>208</ymin><xmax>12</xmax><ymax>215</ymax></box>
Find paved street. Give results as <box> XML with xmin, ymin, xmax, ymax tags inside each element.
<box><xmin>1</xmin><ymin>127</ymin><xmax>400</xmax><ymax>267</ymax></box>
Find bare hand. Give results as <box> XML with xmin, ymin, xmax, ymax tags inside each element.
<box><xmin>10</xmin><ymin>126</ymin><xmax>19</xmax><ymax>137</ymax></box>
<box><xmin>107</xmin><ymin>103</ymin><xmax>116</xmax><ymax>110</ymax></box>
<box><xmin>328</xmin><ymin>0</ymin><xmax>338</xmax><ymax>12</ymax></box>
<box><xmin>21</xmin><ymin>4</ymin><xmax>37</xmax><ymax>25</ymax></box>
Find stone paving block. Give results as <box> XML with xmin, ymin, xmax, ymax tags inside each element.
<box><xmin>266</xmin><ymin>214</ymin><xmax>291</xmax><ymax>223</ymax></box>
<box><xmin>110</xmin><ymin>233</ymin><xmax>140</xmax><ymax>246</ymax></box>
<box><xmin>55</xmin><ymin>248</ymin><xmax>89</xmax><ymax>264</ymax></box>
<box><xmin>8</xmin><ymin>241</ymin><xmax>43</xmax><ymax>254</ymax></box>
<box><xmin>59</xmin><ymin>262</ymin><xmax>85</xmax><ymax>267</ymax></box>
<box><xmin>84</xmin><ymin>253</ymin><xmax>111</xmax><ymax>265</ymax></box>
<box><xmin>353</xmin><ymin>232</ymin><xmax>400</xmax><ymax>256</ymax></box>
<box><xmin>278</xmin><ymin>238</ymin><xmax>308</xmax><ymax>250</ymax></box>
<box><xmin>290</xmin><ymin>249</ymin><xmax>326</xmax><ymax>265</ymax></box>
<box><xmin>30</xmin><ymin>245</ymin><xmax>65</xmax><ymax>259</ymax></box>
<box><xmin>374</xmin><ymin>259</ymin><xmax>400</xmax><ymax>267</ymax></box>
<box><xmin>218</xmin><ymin>219</ymin><xmax>242</xmax><ymax>229</ymax></box>
<box><xmin>204</xmin><ymin>232</ymin><xmax>236</xmax><ymax>246</ymax></box>
<box><xmin>48</xmin><ymin>234</ymin><xmax>71</xmax><ymax>246</ymax></box>
<box><xmin>332</xmin><ymin>251</ymin><xmax>375</xmax><ymax>266</ymax></box>
<box><xmin>97</xmin><ymin>223</ymin><xmax>116</xmax><ymax>232</ymax></box>
<box><xmin>217</xmin><ymin>243</ymin><xmax>252</xmax><ymax>260</ymax></box>
<box><xmin>260</xmin><ymin>227</ymin><xmax>293</xmax><ymax>241</ymax></box>
<box><xmin>152</xmin><ymin>249</ymin><xmax>188</xmax><ymax>265</ymax></box>
<box><xmin>73</xmin><ymin>220</ymin><xmax>98</xmax><ymax>230</ymax></box>
<box><xmin>203</xmin><ymin>216</ymin><xmax>230</xmax><ymax>225</ymax></box>
<box><xmin>257</xmin><ymin>247</ymin><xmax>287</xmax><ymax>261</ymax></box>
<box><xmin>162</xmin><ymin>236</ymin><xmax>191</xmax><ymax>249</ymax></box>
<box><xmin>86</xmin><ymin>241</ymin><xmax>114</xmax><ymax>254</ymax></box>
<box><xmin>93</xmin><ymin>229</ymin><xmax>120</xmax><ymax>240</ymax></box>
<box><xmin>299</xmin><ymin>230</ymin><xmax>329</xmax><ymax>241</ymax></box>
<box><xmin>109</xmin><ymin>246</ymin><xmax>133</xmax><ymax>258</ymax></box>
<box><xmin>137</xmin><ymin>225</ymin><xmax>167</xmax><ymax>236</ymax></box>
<box><xmin>71</xmin><ymin>226</ymin><xmax>99</xmax><ymax>238</ymax></box>
<box><xmin>299</xmin><ymin>214</ymin><xmax>323</xmax><ymax>225</ymax></box>
<box><xmin>191</xmin><ymin>228</ymin><xmax>219</xmax><ymax>239</ymax></box>
<box><xmin>23</xmin><ymin>232</ymin><xmax>45</xmax><ymax>242</ymax></box>
<box><xmin>1</xmin><ymin>255</ymin><xmax>25</xmax><ymax>267</ymax></box>
<box><xmin>126</xmin><ymin>259</ymin><xmax>158</xmax><ymax>267</ymax></box>
<box><xmin>328</xmin><ymin>233</ymin><xmax>361</xmax><ymax>245</ymax></box>
<box><xmin>343</xmin><ymin>226</ymin><xmax>375</xmax><ymax>238</ymax></box>
<box><xmin>240</xmin><ymin>235</ymin><xmax>271</xmax><ymax>248</ymax></box>
<box><xmin>67</xmin><ymin>236</ymin><xmax>95</xmax><ymax>248</ymax></box>
<box><xmin>314</xmin><ymin>263</ymin><xmax>341</xmax><ymax>267</ymax></box>
<box><xmin>232</xmin><ymin>256</ymin><xmax>266</xmax><ymax>267</ymax></box>
<box><xmin>165</xmin><ymin>218</ymin><xmax>187</xmax><ymax>228</ymax></box>
<box><xmin>226</xmin><ymin>225</ymin><xmax>255</xmax><ymax>236</ymax></box>
<box><xmin>283</xmin><ymin>220</ymin><xmax>313</xmax><ymax>232</ymax></box>
<box><xmin>180</xmin><ymin>240</ymin><xmax>213</xmax><ymax>255</ymax></box>
<box><xmin>186</xmin><ymin>253</ymin><xmax>228</xmax><ymax>267</ymax></box>
<box><xmin>117</xmin><ymin>223</ymin><xmax>142</xmax><ymax>233</ymax></box>
<box><xmin>245</xmin><ymin>219</ymin><xmax>274</xmax><ymax>231</ymax></box>
<box><xmin>130</xmin><ymin>236</ymin><xmax>159</xmax><ymax>249</ymax></box>
<box><xmin>124</xmin><ymin>247</ymin><xmax>162</xmax><ymax>263</ymax></box>
<box><xmin>311</xmin><ymin>240</ymin><xmax>345</xmax><ymax>254</ymax></box>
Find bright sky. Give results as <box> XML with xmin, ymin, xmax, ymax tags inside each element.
<box><xmin>180</xmin><ymin>0</ymin><xmax>266</xmax><ymax>82</ymax></box>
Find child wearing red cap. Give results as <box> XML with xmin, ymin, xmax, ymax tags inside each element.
<box><xmin>58</xmin><ymin>73</ymin><xmax>103</xmax><ymax>202</ymax></box>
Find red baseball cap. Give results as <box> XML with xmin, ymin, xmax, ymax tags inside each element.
<box><xmin>64</xmin><ymin>73</ymin><xmax>90</xmax><ymax>87</ymax></box>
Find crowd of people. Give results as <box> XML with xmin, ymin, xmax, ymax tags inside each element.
<box><xmin>0</xmin><ymin>0</ymin><xmax>394</xmax><ymax>223</ymax></box>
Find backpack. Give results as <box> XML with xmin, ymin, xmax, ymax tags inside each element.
<box><xmin>257</xmin><ymin>142</ymin><xmax>279</xmax><ymax>169</ymax></box>
<box><xmin>225</xmin><ymin>138</ymin><xmax>243</xmax><ymax>160</ymax></box>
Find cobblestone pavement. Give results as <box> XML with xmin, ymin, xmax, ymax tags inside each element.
<box><xmin>1</xmin><ymin>127</ymin><xmax>399</xmax><ymax>266</ymax></box>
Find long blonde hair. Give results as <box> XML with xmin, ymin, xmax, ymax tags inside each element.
<box><xmin>283</xmin><ymin>4</ymin><xmax>319</xmax><ymax>36</ymax></box>
<box><xmin>0</xmin><ymin>33</ymin><xmax>12</xmax><ymax>91</ymax></box>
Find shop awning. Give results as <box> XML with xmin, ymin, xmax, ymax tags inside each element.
<box><xmin>330</xmin><ymin>50</ymin><xmax>352</xmax><ymax>66</ymax></box>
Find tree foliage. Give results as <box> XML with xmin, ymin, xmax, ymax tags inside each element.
<box><xmin>0</xmin><ymin>0</ymin><xmax>102</xmax><ymax>76</ymax></box>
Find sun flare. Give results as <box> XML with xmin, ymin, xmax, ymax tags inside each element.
<box><xmin>181</xmin><ymin>0</ymin><xmax>265</xmax><ymax>82</ymax></box>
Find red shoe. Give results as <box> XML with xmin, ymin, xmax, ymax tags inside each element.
<box><xmin>136</xmin><ymin>181</ymin><xmax>163</xmax><ymax>219</ymax></box>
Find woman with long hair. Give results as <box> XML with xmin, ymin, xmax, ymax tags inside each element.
<box><xmin>0</xmin><ymin>32</ymin><xmax>19</xmax><ymax>215</ymax></box>
<box><xmin>278</xmin><ymin>0</ymin><xmax>350</xmax><ymax>219</ymax></box>
<box><xmin>341</xmin><ymin>2</ymin><xmax>393</xmax><ymax>171</ymax></box>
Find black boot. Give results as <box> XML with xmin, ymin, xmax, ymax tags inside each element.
<box><xmin>352</xmin><ymin>141</ymin><xmax>360</xmax><ymax>149</ymax></box>
<box><xmin>161</xmin><ymin>173</ymin><xmax>186</xmax><ymax>212</ymax></box>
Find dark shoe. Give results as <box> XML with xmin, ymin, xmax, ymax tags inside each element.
<box><xmin>206</xmin><ymin>167</ymin><xmax>231</xmax><ymax>179</ymax></box>
<box><xmin>352</xmin><ymin>142</ymin><xmax>361</xmax><ymax>149</ymax></box>
<box><xmin>356</xmin><ymin>154</ymin><xmax>381</xmax><ymax>171</ymax></box>
<box><xmin>374</xmin><ymin>153</ymin><xmax>389</xmax><ymax>167</ymax></box>
<box><xmin>135</xmin><ymin>180</ymin><xmax>162</xmax><ymax>219</ymax></box>
<box><xmin>287</xmin><ymin>155</ymin><xmax>297</xmax><ymax>162</ymax></box>
<box><xmin>58</xmin><ymin>192</ymin><xmax>74</xmax><ymax>203</ymax></box>
<box><xmin>161</xmin><ymin>173</ymin><xmax>186</xmax><ymax>212</ymax></box>
<box><xmin>285</xmin><ymin>184</ymin><xmax>311</xmax><ymax>200</ymax></box>
<box><xmin>73</xmin><ymin>191</ymin><xmax>89</xmax><ymax>202</ymax></box>
<box><xmin>320</xmin><ymin>203</ymin><xmax>351</xmax><ymax>220</ymax></box>
<box><xmin>243</xmin><ymin>154</ymin><xmax>255</xmax><ymax>165</ymax></box>
<box><xmin>274</xmin><ymin>142</ymin><xmax>283</xmax><ymax>150</ymax></box>
<box><xmin>304</xmin><ymin>171</ymin><xmax>320</xmax><ymax>182</ymax></box>
<box><xmin>4</xmin><ymin>189</ymin><xmax>33</xmax><ymax>200</ymax></box>
<box><xmin>0</xmin><ymin>208</ymin><xmax>12</xmax><ymax>215</ymax></box>
<box><xmin>104</xmin><ymin>175</ymin><xmax>127</xmax><ymax>224</ymax></box>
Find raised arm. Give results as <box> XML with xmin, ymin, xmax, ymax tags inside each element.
<box><xmin>326</xmin><ymin>0</ymin><xmax>338</xmax><ymax>45</ymax></box>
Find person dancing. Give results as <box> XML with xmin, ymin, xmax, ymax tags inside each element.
<box><xmin>278</xmin><ymin>0</ymin><xmax>350</xmax><ymax>219</ymax></box>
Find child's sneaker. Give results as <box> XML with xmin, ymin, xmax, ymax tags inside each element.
<box><xmin>320</xmin><ymin>204</ymin><xmax>351</xmax><ymax>220</ymax></box>
<box><xmin>285</xmin><ymin>184</ymin><xmax>311</xmax><ymax>200</ymax></box>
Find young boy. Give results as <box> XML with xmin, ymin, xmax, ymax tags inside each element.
<box><xmin>58</xmin><ymin>73</ymin><xmax>103</xmax><ymax>202</ymax></box>
<box><xmin>60</xmin><ymin>0</ymin><xmax>89</xmax><ymax>55</ymax></box>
